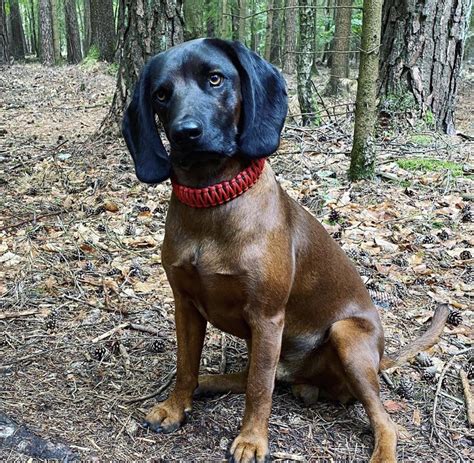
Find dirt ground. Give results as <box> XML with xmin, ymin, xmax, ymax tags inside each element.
<box><xmin>0</xmin><ymin>62</ymin><xmax>473</xmax><ymax>462</ymax></box>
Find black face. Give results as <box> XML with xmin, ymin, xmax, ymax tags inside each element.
<box><xmin>150</xmin><ymin>40</ymin><xmax>242</xmax><ymax>166</ymax></box>
<box><xmin>122</xmin><ymin>38</ymin><xmax>288</xmax><ymax>184</ymax></box>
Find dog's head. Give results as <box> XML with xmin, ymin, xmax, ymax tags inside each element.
<box><xmin>122</xmin><ymin>39</ymin><xmax>288</xmax><ymax>183</ymax></box>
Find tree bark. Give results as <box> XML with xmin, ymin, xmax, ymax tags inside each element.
<box><xmin>379</xmin><ymin>0</ymin><xmax>472</xmax><ymax>135</ymax></box>
<box><xmin>90</xmin><ymin>0</ymin><xmax>116</xmax><ymax>61</ymax></box>
<box><xmin>27</xmin><ymin>0</ymin><xmax>38</xmax><ymax>56</ymax></box>
<box><xmin>326</xmin><ymin>0</ymin><xmax>352</xmax><ymax>95</ymax></box>
<box><xmin>83</xmin><ymin>0</ymin><xmax>91</xmax><ymax>55</ymax></box>
<box><xmin>283</xmin><ymin>0</ymin><xmax>297</xmax><ymax>73</ymax></box>
<box><xmin>264</xmin><ymin>0</ymin><xmax>275</xmax><ymax>61</ymax></box>
<box><xmin>64</xmin><ymin>0</ymin><xmax>82</xmax><ymax>63</ymax></box>
<box><xmin>101</xmin><ymin>0</ymin><xmax>184</xmax><ymax>132</ymax></box>
<box><xmin>349</xmin><ymin>0</ymin><xmax>382</xmax><ymax>181</ymax></box>
<box><xmin>51</xmin><ymin>0</ymin><xmax>61</xmax><ymax>61</ymax></box>
<box><xmin>9</xmin><ymin>0</ymin><xmax>26</xmax><ymax>60</ymax></box>
<box><xmin>238</xmin><ymin>0</ymin><xmax>246</xmax><ymax>43</ymax></box>
<box><xmin>39</xmin><ymin>0</ymin><xmax>55</xmax><ymax>65</ymax></box>
<box><xmin>297</xmin><ymin>0</ymin><xmax>318</xmax><ymax>125</ymax></box>
<box><xmin>270</xmin><ymin>0</ymin><xmax>282</xmax><ymax>65</ymax></box>
<box><xmin>0</xmin><ymin>0</ymin><xmax>9</xmax><ymax>64</ymax></box>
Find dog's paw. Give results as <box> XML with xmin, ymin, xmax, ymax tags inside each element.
<box><xmin>143</xmin><ymin>399</ymin><xmax>190</xmax><ymax>434</ymax></box>
<box><xmin>228</xmin><ymin>432</ymin><xmax>269</xmax><ymax>463</ymax></box>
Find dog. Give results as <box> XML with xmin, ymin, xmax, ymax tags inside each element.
<box><xmin>122</xmin><ymin>38</ymin><xmax>448</xmax><ymax>463</ymax></box>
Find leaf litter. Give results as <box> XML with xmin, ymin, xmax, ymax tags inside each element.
<box><xmin>0</xmin><ymin>63</ymin><xmax>472</xmax><ymax>461</ymax></box>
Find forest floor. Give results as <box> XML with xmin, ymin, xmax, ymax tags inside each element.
<box><xmin>0</xmin><ymin>61</ymin><xmax>473</xmax><ymax>462</ymax></box>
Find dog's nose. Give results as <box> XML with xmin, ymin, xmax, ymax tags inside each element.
<box><xmin>170</xmin><ymin>119</ymin><xmax>203</xmax><ymax>145</ymax></box>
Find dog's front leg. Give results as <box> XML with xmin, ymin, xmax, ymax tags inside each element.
<box><xmin>230</xmin><ymin>312</ymin><xmax>284</xmax><ymax>463</ymax></box>
<box><xmin>144</xmin><ymin>296</ymin><xmax>206</xmax><ymax>433</ymax></box>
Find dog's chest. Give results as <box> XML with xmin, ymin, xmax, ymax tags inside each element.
<box><xmin>164</xmin><ymin>242</ymin><xmax>252</xmax><ymax>338</ymax></box>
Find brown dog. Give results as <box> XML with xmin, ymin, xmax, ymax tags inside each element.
<box><xmin>122</xmin><ymin>39</ymin><xmax>448</xmax><ymax>463</ymax></box>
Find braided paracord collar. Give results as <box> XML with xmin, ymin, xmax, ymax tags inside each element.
<box><xmin>171</xmin><ymin>158</ymin><xmax>266</xmax><ymax>208</ymax></box>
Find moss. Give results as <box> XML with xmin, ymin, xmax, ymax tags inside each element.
<box><xmin>81</xmin><ymin>46</ymin><xmax>100</xmax><ymax>68</ymax></box>
<box><xmin>408</xmin><ymin>134</ymin><xmax>434</xmax><ymax>145</ymax></box>
<box><xmin>381</xmin><ymin>92</ymin><xmax>417</xmax><ymax>114</ymax></box>
<box><xmin>397</xmin><ymin>158</ymin><xmax>463</xmax><ymax>176</ymax></box>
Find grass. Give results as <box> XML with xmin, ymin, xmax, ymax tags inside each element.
<box><xmin>397</xmin><ymin>158</ymin><xmax>464</xmax><ymax>176</ymax></box>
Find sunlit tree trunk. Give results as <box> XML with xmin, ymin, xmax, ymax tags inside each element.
<box><xmin>39</xmin><ymin>0</ymin><xmax>55</xmax><ymax>65</ymax></box>
<box><xmin>297</xmin><ymin>0</ymin><xmax>317</xmax><ymax>125</ymax></box>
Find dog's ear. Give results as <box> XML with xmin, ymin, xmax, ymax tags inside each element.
<box><xmin>207</xmin><ymin>39</ymin><xmax>288</xmax><ymax>158</ymax></box>
<box><xmin>122</xmin><ymin>57</ymin><xmax>171</xmax><ymax>183</ymax></box>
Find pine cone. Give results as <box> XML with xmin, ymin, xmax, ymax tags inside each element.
<box><xmin>422</xmin><ymin>235</ymin><xmax>436</xmax><ymax>245</ymax></box>
<box><xmin>332</xmin><ymin>230</ymin><xmax>342</xmax><ymax>240</ymax></box>
<box><xmin>92</xmin><ymin>346</ymin><xmax>107</xmax><ymax>360</ymax></box>
<box><xmin>461</xmin><ymin>211</ymin><xmax>473</xmax><ymax>223</ymax></box>
<box><xmin>139</xmin><ymin>205</ymin><xmax>151</xmax><ymax>212</ymax></box>
<box><xmin>415</xmin><ymin>352</ymin><xmax>433</xmax><ymax>367</ymax></box>
<box><xmin>447</xmin><ymin>310</ymin><xmax>463</xmax><ymax>326</ymax></box>
<box><xmin>125</xmin><ymin>223</ymin><xmax>136</xmax><ymax>236</ymax></box>
<box><xmin>45</xmin><ymin>317</ymin><xmax>57</xmax><ymax>331</ymax></box>
<box><xmin>107</xmin><ymin>267</ymin><xmax>121</xmax><ymax>276</ymax></box>
<box><xmin>459</xmin><ymin>250</ymin><xmax>472</xmax><ymax>260</ymax></box>
<box><xmin>328</xmin><ymin>209</ymin><xmax>341</xmax><ymax>224</ymax></box>
<box><xmin>97</xmin><ymin>224</ymin><xmax>106</xmax><ymax>233</ymax></box>
<box><xmin>149</xmin><ymin>339</ymin><xmax>166</xmax><ymax>353</ymax></box>
<box><xmin>84</xmin><ymin>261</ymin><xmax>94</xmax><ymax>272</ymax></box>
<box><xmin>129</xmin><ymin>262</ymin><xmax>142</xmax><ymax>277</ymax></box>
<box><xmin>422</xmin><ymin>366</ymin><xmax>438</xmax><ymax>383</ymax></box>
<box><xmin>397</xmin><ymin>377</ymin><xmax>414</xmax><ymax>399</ymax></box>
<box><xmin>437</xmin><ymin>230</ymin><xmax>449</xmax><ymax>241</ymax></box>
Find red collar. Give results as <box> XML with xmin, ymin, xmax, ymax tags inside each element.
<box><xmin>171</xmin><ymin>158</ymin><xmax>266</xmax><ymax>208</ymax></box>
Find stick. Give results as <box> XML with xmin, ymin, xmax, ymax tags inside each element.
<box><xmin>0</xmin><ymin>309</ymin><xmax>39</xmax><ymax>320</ymax></box>
<box><xmin>0</xmin><ymin>210</ymin><xmax>67</xmax><ymax>232</ymax></box>
<box><xmin>128</xmin><ymin>323</ymin><xmax>160</xmax><ymax>336</ymax></box>
<box><xmin>91</xmin><ymin>323</ymin><xmax>130</xmax><ymax>343</ymax></box>
<box><xmin>432</xmin><ymin>347</ymin><xmax>473</xmax><ymax>456</ymax></box>
<box><xmin>123</xmin><ymin>367</ymin><xmax>177</xmax><ymax>404</ymax></box>
<box><xmin>460</xmin><ymin>369</ymin><xmax>474</xmax><ymax>426</ymax></box>
<box><xmin>63</xmin><ymin>294</ymin><xmax>129</xmax><ymax>316</ymax></box>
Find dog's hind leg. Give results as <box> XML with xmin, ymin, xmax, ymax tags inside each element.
<box><xmin>329</xmin><ymin>317</ymin><xmax>397</xmax><ymax>463</ymax></box>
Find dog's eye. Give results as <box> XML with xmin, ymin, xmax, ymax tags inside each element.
<box><xmin>208</xmin><ymin>73</ymin><xmax>223</xmax><ymax>87</ymax></box>
<box><xmin>155</xmin><ymin>89</ymin><xmax>167</xmax><ymax>102</ymax></box>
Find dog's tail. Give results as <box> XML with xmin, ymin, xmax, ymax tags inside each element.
<box><xmin>380</xmin><ymin>304</ymin><xmax>449</xmax><ymax>371</ymax></box>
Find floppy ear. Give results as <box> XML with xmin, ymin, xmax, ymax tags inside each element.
<box><xmin>122</xmin><ymin>57</ymin><xmax>171</xmax><ymax>184</ymax></box>
<box><xmin>207</xmin><ymin>39</ymin><xmax>288</xmax><ymax>159</ymax></box>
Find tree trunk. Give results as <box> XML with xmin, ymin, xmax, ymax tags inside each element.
<box><xmin>83</xmin><ymin>0</ymin><xmax>91</xmax><ymax>55</ymax></box>
<box><xmin>465</xmin><ymin>6</ymin><xmax>474</xmax><ymax>62</ymax></box>
<box><xmin>270</xmin><ymin>0</ymin><xmax>282</xmax><ymax>64</ymax></box>
<box><xmin>283</xmin><ymin>0</ymin><xmax>297</xmax><ymax>73</ymax></box>
<box><xmin>349</xmin><ymin>0</ymin><xmax>382</xmax><ymax>180</ymax></box>
<box><xmin>326</xmin><ymin>0</ymin><xmax>352</xmax><ymax>95</ymax></box>
<box><xmin>220</xmin><ymin>0</ymin><xmax>231</xmax><ymax>38</ymax></box>
<box><xmin>264</xmin><ymin>0</ymin><xmax>274</xmax><ymax>61</ymax></box>
<box><xmin>379</xmin><ymin>0</ymin><xmax>472</xmax><ymax>135</ymax></box>
<box><xmin>297</xmin><ymin>0</ymin><xmax>317</xmax><ymax>125</ymax></box>
<box><xmin>101</xmin><ymin>0</ymin><xmax>184</xmax><ymax>133</ymax></box>
<box><xmin>51</xmin><ymin>0</ymin><xmax>61</xmax><ymax>61</ymax></box>
<box><xmin>9</xmin><ymin>0</ymin><xmax>26</xmax><ymax>60</ymax></box>
<box><xmin>27</xmin><ymin>0</ymin><xmax>38</xmax><ymax>56</ymax></box>
<box><xmin>90</xmin><ymin>0</ymin><xmax>116</xmax><ymax>61</ymax></box>
<box><xmin>64</xmin><ymin>0</ymin><xmax>82</xmax><ymax>63</ymax></box>
<box><xmin>238</xmin><ymin>0</ymin><xmax>246</xmax><ymax>43</ymax></box>
<box><xmin>39</xmin><ymin>0</ymin><xmax>55</xmax><ymax>65</ymax></box>
<box><xmin>0</xmin><ymin>0</ymin><xmax>9</xmax><ymax>64</ymax></box>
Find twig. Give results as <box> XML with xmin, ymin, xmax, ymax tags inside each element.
<box><xmin>123</xmin><ymin>367</ymin><xmax>177</xmax><ymax>404</ymax></box>
<box><xmin>128</xmin><ymin>323</ymin><xmax>160</xmax><ymax>336</ymax></box>
<box><xmin>62</xmin><ymin>294</ymin><xmax>129</xmax><ymax>316</ymax></box>
<box><xmin>380</xmin><ymin>370</ymin><xmax>395</xmax><ymax>389</ymax></box>
<box><xmin>271</xmin><ymin>452</ymin><xmax>305</xmax><ymax>462</ymax></box>
<box><xmin>220</xmin><ymin>332</ymin><xmax>227</xmax><ymax>374</ymax></box>
<box><xmin>91</xmin><ymin>323</ymin><xmax>130</xmax><ymax>343</ymax></box>
<box><xmin>0</xmin><ymin>210</ymin><xmax>67</xmax><ymax>232</ymax></box>
<box><xmin>460</xmin><ymin>369</ymin><xmax>474</xmax><ymax>426</ymax></box>
<box><xmin>432</xmin><ymin>347</ymin><xmax>473</xmax><ymax>456</ymax></box>
<box><xmin>0</xmin><ymin>309</ymin><xmax>39</xmax><ymax>320</ymax></box>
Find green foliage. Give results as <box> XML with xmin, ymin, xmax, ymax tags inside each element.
<box><xmin>397</xmin><ymin>158</ymin><xmax>464</xmax><ymax>177</ymax></box>
<box><xmin>81</xmin><ymin>46</ymin><xmax>100</xmax><ymax>67</ymax></box>
<box><xmin>107</xmin><ymin>62</ymin><xmax>119</xmax><ymax>76</ymax></box>
<box><xmin>423</xmin><ymin>110</ymin><xmax>435</xmax><ymax>128</ymax></box>
<box><xmin>408</xmin><ymin>134</ymin><xmax>433</xmax><ymax>146</ymax></box>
